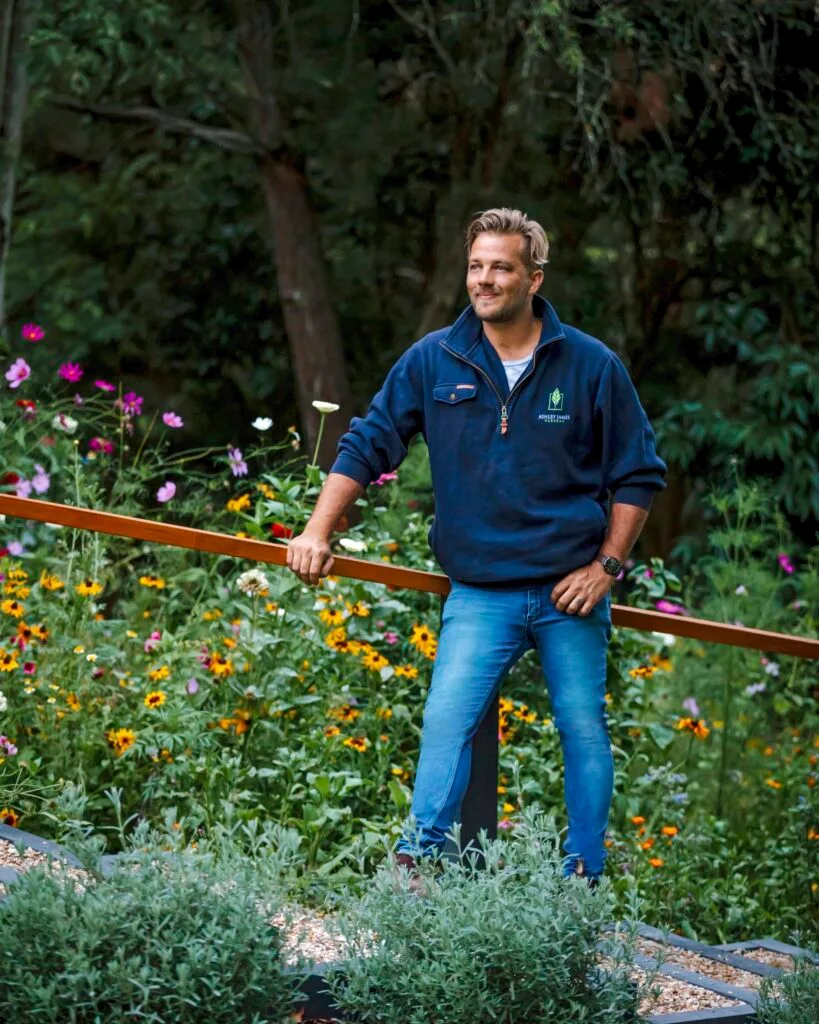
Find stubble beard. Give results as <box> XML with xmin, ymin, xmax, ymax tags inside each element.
<box><xmin>472</xmin><ymin>289</ymin><xmax>531</xmax><ymax>324</ymax></box>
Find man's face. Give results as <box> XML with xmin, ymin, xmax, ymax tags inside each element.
<box><xmin>467</xmin><ymin>232</ymin><xmax>543</xmax><ymax>323</ymax></box>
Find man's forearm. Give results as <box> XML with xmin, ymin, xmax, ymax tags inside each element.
<box><xmin>599</xmin><ymin>501</ymin><xmax>650</xmax><ymax>563</ymax></box>
<box><xmin>304</xmin><ymin>472</ymin><xmax>365</xmax><ymax>539</ymax></box>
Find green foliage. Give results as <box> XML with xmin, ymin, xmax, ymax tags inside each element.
<box><xmin>0</xmin><ymin>829</ymin><xmax>302</xmax><ymax>1023</ymax></box>
<box><xmin>755</xmin><ymin>953</ymin><xmax>819</xmax><ymax>1023</ymax></box>
<box><xmin>321</xmin><ymin>808</ymin><xmax>653</xmax><ymax>1024</ymax></box>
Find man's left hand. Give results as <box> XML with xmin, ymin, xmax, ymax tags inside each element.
<box><xmin>551</xmin><ymin>562</ymin><xmax>614</xmax><ymax>616</ymax></box>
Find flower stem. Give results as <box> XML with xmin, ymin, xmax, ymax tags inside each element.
<box><xmin>310</xmin><ymin>413</ymin><xmax>327</xmax><ymax>469</ymax></box>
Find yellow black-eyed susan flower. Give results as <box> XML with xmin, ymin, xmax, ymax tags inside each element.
<box><xmin>1</xmin><ymin>599</ymin><xmax>25</xmax><ymax>618</ymax></box>
<box><xmin>39</xmin><ymin>571</ymin><xmax>65</xmax><ymax>591</ymax></box>
<box><xmin>75</xmin><ymin>578</ymin><xmax>103</xmax><ymax>597</ymax></box>
<box><xmin>106</xmin><ymin>727</ymin><xmax>136</xmax><ymax>756</ymax></box>
<box><xmin>144</xmin><ymin>690</ymin><xmax>167</xmax><ymax>709</ymax></box>
<box><xmin>343</xmin><ymin>735</ymin><xmax>369</xmax><ymax>752</ymax></box>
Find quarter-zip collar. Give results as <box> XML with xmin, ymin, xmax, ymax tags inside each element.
<box><xmin>440</xmin><ymin>293</ymin><xmax>566</xmax><ymax>400</ymax></box>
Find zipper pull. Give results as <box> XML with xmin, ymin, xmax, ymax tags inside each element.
<box><xmin>500</xmin><ymin>406</ymin><xmax>508</xmax><ymax>436</ymax></box>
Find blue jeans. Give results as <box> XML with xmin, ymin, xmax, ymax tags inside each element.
<box><xmin>395</xmin><ymin>578</ymin><xmax>614</xmax><ymax>879</ymax></box>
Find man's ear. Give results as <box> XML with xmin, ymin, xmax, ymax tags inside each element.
<box><xmin>529</xmin><ymin>268</ymin><xmax>545</xmax><ymax>295</ymax></box>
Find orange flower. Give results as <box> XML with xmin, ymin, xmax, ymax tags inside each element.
<box><xmin>648</xmin><ymin>857</ymin><xmax>664</xmax><ymax>868</ymax></box>
<box><xmin>0</xmin><ymin>807</ymin><xmax>19</xmax><ymax>827</ymax></box>
<box><xmin>640</xmin><ymin>838</ymin><xmax>655</xmax><ymax>850</ymax></box>
<box><xmin>661</xmin><ymin>825</ymin><xmax>679</xmax><ymax>837</ymax></box>
<box><xmin>631</xmin><ymin>815</ymin><xmax>646</xmax><ymax>825</ymax></box>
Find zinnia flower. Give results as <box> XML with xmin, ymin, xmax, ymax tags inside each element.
<box><xmin>156</xmin><ymin>481</ymin><xmax>176</xmax><ymax>503</ymax></box>
<box><xmin>51</xmin><ymin>413</ymin><xmax>78</xmax><ymax>434</ymax></box>
<box><xmin>228</xmin><ymin>447</ymin><xmax>248</xmax><ymax>477</ymax></box>
<box><xmin>236</xmin><ymin>568</ymin><xmax>270</xmax><ymax>596</ymax></box>
<box><xmin>58</xmin><ymin>362</ymin><xmax>83</xmax><ymax>382</ymax></box>
<box><xmin>271</xmin><ymin>522</ymin><xmax>293</xmax><ymax>539</ymax></box>
<box><xmin>5</xmin><ymin>358</ymin><xmax>31</xmax><ymax>389</ymax></box>
<box><xmin>162</xmin><ymin>411</ymin><xmax>183</xmax><ymax>428</ymax></box>
<box><xmin>21</xmin><ymin>323</ymin><xmax>44</xmax><ymax>342</ymax></box>
<box><xmin>89</xmin><ymin>437</ymin><xmax>114</xmax><ymax>454</ymax></box>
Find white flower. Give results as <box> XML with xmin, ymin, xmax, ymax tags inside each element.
<box><xmin>735</xmin><ymin>584</ymin><xmax>747</xmax><ymax>595</ymax></box>
<box><xmin>312</xmin><ymin>400</ymin><xmax>340</xmax><ymax>414</ymax></box>
<box><xmin>252</xmin><ymin>417</ymin><xmax>273</xmax><ymax>431</ymax></box>
<box><xmin>763</xmin><ymin>660</ymin><xmax>780</xmax><ymax>677</ymax></box>
<box><xmin>0</xmin><ymin>689</ymin><xmax>7</xmax><ymax>712</ymax></box>
<box><xmin>236</xmin><ymin>568</ymin><xmax>270</xmax><ymax>597</ymax></box>
<box><xmin>52</xmin><ymin>413</ymin><xmax>78</xmax><ymax>434</ymax></box>
<box><xmin>338</xmin><ymin>538</ymin><xmax>367</xmax><ymax>553</ymax></box>
<box><xmin>651</xmin><ymin>631</ymin><xmax>677</xmax><ymax>646</ymax></box>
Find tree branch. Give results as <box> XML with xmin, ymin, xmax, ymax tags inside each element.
<box><xmin>48</xmin><ymin>95</ymin><xmax>263</xmax><ymax>155</ymax></box>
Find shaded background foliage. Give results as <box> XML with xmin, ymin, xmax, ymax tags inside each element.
<box><xmin>2</xmin><ymin>0</ymin><xmax>818</xmax><ymax>561</ymax></box>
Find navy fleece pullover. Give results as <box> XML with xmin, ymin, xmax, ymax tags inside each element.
<box><xmin>330</xmin><ymin>295</ymin><xmax>667</xmax><ymax>585</ymax></box>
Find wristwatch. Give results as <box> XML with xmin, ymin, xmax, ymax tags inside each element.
<box><xmin>597</xmin><ymin>553</ymin><xmax>622</xmax><ymax>576</ymax></box>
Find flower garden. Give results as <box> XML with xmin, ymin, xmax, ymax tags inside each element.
<box><xmin>1</xmin><ymin>326</ymin><xmax>818</xmax><ymax>1021</ymax></box>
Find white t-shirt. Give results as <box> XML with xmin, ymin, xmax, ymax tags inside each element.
<box><xmin>501</xmin><ymin>354</ymin><xmax>532</xmax><ymax>391</ymax></box>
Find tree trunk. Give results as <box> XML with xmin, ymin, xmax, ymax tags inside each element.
<box><xmin>0</xmin><ymin>0</ymin><xmax>36</xmax><ymax>333</ymax></box>
<box><xmin>235</xmin><ymin>0</ymin><xmax>353</xmax><ymax>468</ymax></box>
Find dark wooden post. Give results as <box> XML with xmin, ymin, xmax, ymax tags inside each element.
<box><xmin>438</xmin><ymin>593</ymin><xmax>499</xmax><ymax>869</ymax></box>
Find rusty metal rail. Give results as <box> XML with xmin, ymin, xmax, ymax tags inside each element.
<box><xmin>1</xmin><ymin>493</ymin><xmax>816</xmax><ymax>864</ymax></box>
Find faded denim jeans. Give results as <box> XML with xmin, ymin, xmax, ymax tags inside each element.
<box><xmin>395</xmin><ymin>578</ymin><xmax>614</xmax><ymax>880</ymax></box>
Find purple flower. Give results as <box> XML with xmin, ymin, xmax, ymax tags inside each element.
<box><xmin>745</xmin><ymin>681</ymin><xmax>766</xmax><ymax>696</ymax></box>
<box><xmin>121</xmin><ymin>391</ymin><xmax>144</xmax><ymax>416</ymax></box>
<box><xmin>89</xmin><ymin>437</ymin><xmax>114</xmax><ymax>454</ymax></box>
<box><xmin>374</xmin><ymin>471</ymin><xmax>398</xmax><ymax>486</ymax></box>
<box><xmin>643</xmin><ymin>568</ymin><xmax>654</xmax><ymax>579</ymax></box>
<box><xmin>144</xmin><ymin>630</ymin><xmax>162</xmax><ymax>653</ymax></box>
<box><xmin>682</xmin><ymin>696</ymin><xmax>700</xmax><ymax>717</ymax></box>
<box><xmin>382</xmin><ymin>631</ymin><xmax>399</xmax><ymax>645</ymax></box>
<box><xmin>23</xmin><ymin>662</ymin><xmax>36</xmax><ymax>675</ymax></box>
<box><xmin>162</xmin><ymin>411</ymin><xmax>183</xmax><ymax>428</ymax></box>
<box><xmin>14</xmin><ymin>478</ymin><xmax>32</xmax><ymax>499</ymax></box>
<box><xmin>157</xmin><ymin>481</ymin><xmax>176</xmax><ymax>503</ymax></box>
<box><xmin>0</xmin><ymin>735</ymin><xmax>18</xmax><ymax>756</ymax></box>
<box><xmin>615</xmin><ymin>568</ymin><xmax>625</xmax><ymax>581</ymax></box>
<box><xmin>21</xmin><ymin>323</ymin><xmax>44</xmax><ymax>343</ymax></box>
<box><xmin>94</xmin><ymin>379</ymin><xmax>116</xmax><ymax>392</ymax></box>
<box><xmin>58</xmin><ymin>362</ymin><xmax>83</xmax><ymax>382</ymax></box>
<box><xmin>185</xmin><ymin>677</ymin><xmax>199</xmax><ymax>695</ymax></box>
<box><xmin>777</xmin><ymin>552</ymin><xmax>795</xmax><ymax>574</ymax></box>
<box><xmin>228</xmin><ymin>447</ymin><xmax>248</xmax><ymax>477</ymax></box>
<box><xmin>6</xmin><ymin>540</ymin><xmax>24</xmax><ymax>556</ymax></box>
<box><xmin>656</xmin><ymin>599</ymin><xmax>686</xmax><ymax>615</ymax></box>
<box><xmin>31</xmin><ymin>464</ymin><xmax>50</xmax><ymax>494</ymax></box>
<box><xmin>73</xmin><ymin>393</ymin><xmax>84</xmax><ymax>406</ymax></box>
<box><xmin>5</xmin><ymin>357</ymin><xmax>31</xmax><ymax>389</ymax></box>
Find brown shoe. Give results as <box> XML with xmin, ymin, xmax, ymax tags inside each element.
<box><xmin>391</xmin><ymin>852</ymin><xmax>432</xmax><ymax>897</ymax></box>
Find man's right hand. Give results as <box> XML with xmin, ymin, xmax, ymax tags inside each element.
<box><xmin>286</xmin><ymin>530</ymin><xmax>335</xmax><ymax>586</ymax></box>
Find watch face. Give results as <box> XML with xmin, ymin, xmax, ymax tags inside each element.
<box><xmin>601</xmin><ymin>556</ymin><xmax>621</xmax><ymax>575</ymax></box>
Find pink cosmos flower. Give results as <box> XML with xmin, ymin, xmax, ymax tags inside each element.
<box><xmin>656</xmin><ymin>599</ymin><xmax>686</xmax><ymax>615</ymax></box>
<box><xmin>382</xmin><ymin>631</ymin><xmax>399</xmax><ymax>645</ymax></box>
<box><xmin>94</xmin><ymin>379</ymin><xmax>116</xmax><ymax>392</ymax></box>
<box><xmin>58</xmin><ymin>362</ymin><xmax>83</xmax><ymax>382</ymax></box>
<box><xmin>777</xmin><ymin>552</ymin><xmax>795</xmax><ymax>574</ymax></box>
<box><xmin>157</xmin><ymin>481</ymin><xmax>176</xmax><ymax>503</ymax></box>
<box><xmin>89</xmin><ymin>437</ymin><xmax>114</xmax><ymax>454</ymax></box>
<box><xmin>6</xmin><ymin>540</ymin><xmax>24</xmax><ymax>556</ymax></box>
<box><xmin>74</xmin><ymin>393</ymin><xmax>84</xmax><ymax>406</ymax></box>
<box><xmin>228</xmin><ymin>447</ymin><xmax>248</xmax><ymax>477</ymax></box>
<box><xmin>21</xmin><ymin>323</ymin><xmax>44</xmax><ymax>343</ymax></box>
<box><xmin>144</xmin><ymin>630</ymin><xmax>162</xmax><ymax>654</ymax></box>
<box><xmin>23</xmin><ymin>662</ymin><xmax>36</xmax><ymax>675</ymax></box>
<box><xmin>374</xmin><ymin>471</ymin><xmax>399</xmax><ymax>486</ymax></box>
<box><xmin>31</xmin><ymin>464</ymin><xmax>50</xmax><ymax>494</ymax></box>
<box><xmin>162</xmin><ymin>412</ymin><xmax>183</xmax><ymax>428</ymax></box>
<box><xmin>5</xmin><ymin>357</ymin><xmax>31</xmax><ymax>389</ymax></box>
<box><xmin>0</xmin><ymin>736</ymin><xmax>18</xmax><ymax>757</ymax></box>
<box><xmin>121</xmin><ymin>391</ymin><xmax>143</xmax><ymax>416</ymax></box>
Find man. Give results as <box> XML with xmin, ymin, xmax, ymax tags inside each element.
<box><xmin>286</xmin><ymin>207</ymin><xmax>667</xmax><ymax>890</ymax></box>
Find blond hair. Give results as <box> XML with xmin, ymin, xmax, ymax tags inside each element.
<box><xmin>465</xmin><ymin>207</ymin><xmax>550</xmax><ymax>271</ymax></box>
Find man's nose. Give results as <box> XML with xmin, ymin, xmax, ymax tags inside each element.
<box><xmin>478</xmin><ymin>267</ymin><xmax>494</xmax><ymax>285</ymax></box>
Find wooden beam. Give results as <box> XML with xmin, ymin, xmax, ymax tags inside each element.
<box><xmin>1</xmin><ymin>495</ymin><xmax>816</xmax><ymax>659</ymax></box>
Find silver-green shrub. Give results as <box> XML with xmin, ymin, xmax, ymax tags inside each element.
<box><xmin>754</xmin><ymin>951</ymin><xmax>819</xmax><ymax>1024</ymax></box>
<box><xmin>320</xmin><ymin>809</ymin><xmax>656</xmax><ymax>1024</ymax></box>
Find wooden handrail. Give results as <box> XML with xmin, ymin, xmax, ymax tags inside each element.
<box><xmin>1</xmin><ymin>495</ymin><xmax>816</xmax><ymax>659</ymax></box>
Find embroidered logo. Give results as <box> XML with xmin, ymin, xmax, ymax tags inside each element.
<box><xmin>547</xmin><ymin>386</ymin><xmax>564</xmax><ymax>411</ymax></box>
<box><xmin>538</xmin><ymin>385</ymin><xmax>571</xmax><ymax>423</ymax></box>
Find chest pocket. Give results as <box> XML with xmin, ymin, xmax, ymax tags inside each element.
<box><xmin>433</xmin><ymin>383</ymin><xmax>478</xmax><ymax>405</ymax></box>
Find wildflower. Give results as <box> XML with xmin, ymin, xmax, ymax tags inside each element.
<box><xmin>256</xmin><ymin>482</ymin><xmax>276</xmax><ymax>499</ymax></box>
<box><xmin>5</xmin><ymin>358</ymin><xmax>31</xmax><ymax>389</ymax></box>
<box><xmin>0</xmin><ymin>649</ymin><xmax>19</xmax><ymax>672</ymax></box>
<box><xmin>338</xmin><ymin>538</ymin><xmax>367</xmax><ymax>553</ymax></box>
<box><xmin>363</xmin><ymin>650</ymin><xmax>390</xmax><ymax>672</ymax></box>
<box><xmin>376</xmin><ymin>707</ymin><xmax>393</xmax><ymax>720</ymax></box>
<box><xmin>222</xmin><ymin>637</ymin><xmax>237</xmax><ymax>649</ymax></box>
<box><xmin>139</xmin><ymin>575</ymin><xmax>166</xmax><ymax>589</ymax></box>
<box><xmin>22</xmin><ymin>661</ymin><xmax>36</xmax><ymax>675</ymax></box>
<box><xmin>75</xmin><ymin>578</ymin><xmax>103</xmax><ymax>597</ymax></box>
<box><xmin>1</xmin><ymin>600</ymin><xmax>25</xmax><ymax>619</ymax></box>
<box><xmin>236</xmin><ymin>568</ymin><xmax>270</xmax><ymax>596</ymax></box>
<box><xmin>661</xmin><ymin>825</ymin><xmax>679</xmax><ymax>837</ymax></box>
<box><xmin>325</xmin><ymin>627</ymin><xmax>348</xmax><ymax>650</ymax></box>
<box><xmin>73</xmin><ymin>644</ymin><xmax>85</xmax><ymax>654</ymax></box>
<box><xmin>347</xmin><ymin>601</ymin><xmax>371</xmax><ymax>617</ymax></box>
<box><xmin>208</xmin><ymin>652</ymin><xmax>234</xmax><ymax>677</ymax></box>
<box><xmin>648</xmin><ymin>857</ymin><xmax>665</xmax><ymax>868</ymax></box>
<box><xmin>656</xmin><ymin>599</ymin><xmax>686</xmax><ymax>615</ymax></box>
<box><xmin>58</xmin><ymin>362</ymin><xmax>83</xmax><ymax>382</ymax></box>
<box><xmin>147</xmin><ymin>663</ymin><xmax>170</xmax><ymax>681</ymax></box>
<box><xmin>777</xmin><ymin>552</ymin><xmax>795</xmax><ymax>574</ymax></box>
<box><xmin>649</xmin><ymin>654</ymin><xmax>673</xmax><ymax>671</ymax></box>
<box><xmin>271</xmin><ymin>522</ymin><xmax>293</xmax><ymax>539</ymax></box>
<box><xmin>156</xmin><ymin>481</ymin><xmax>176</xmax><ymax>503</ymax></box>
<box><xmin>202</xmin><ymin>608</ymin><xmax>222</xmax><ymax>621</ymax></box>
<box><xmin>682</xmin><ymin>697</ymin><xmax>700</xmax><ymax>717</ymax></box>
<box><xmin>106</xmin><ymin>727</ymin><xmax>137</xmax><ymax>756</ymax></box>
<box><xmin>394</xmin><ymin>665</ymin><xmax>419</xmax><ymax>679</ymax></box>
<box><xmin>185</xmin><ymin>677</ymin><xmax>199</xmax><ymax>695</ymax></box>
<box><xmin>735</xmin><ymin>584</ymin><xmax>747</xmax><ymax>595</ymax></box>
<box><xmin>631</xmin><ymin>815</ymin><xmax>646</xmax><ymax>825</ymax></box>
<box><xmin>745</xmin><ymin>681</ymin><xmax>766</xmax><ymax>696</ymax></box>
<box><xmin>324</xmin><ymin>725</ymin><xmax>341</xmax><ymax>738</ymax></box>
<box><xmin>89</xmin><ymin>437</ymin><xmax>114</xmax><ymax>454</ymax></box>
<box><xmin>675</xmin><ymin>717</ymin><xmax>710</xmax><ymax>740</ymax></box>
<box><xmin>144</xmin><ymin>690</ymin><xmax>167</xmax><ymax>708</ymax></box>
<box><xmin>382</xmin><ymin>630</ymin><xmax>399</xmax><ymax>645</ymax></box>
<box><xmin>373</xmin><ymin>471</ymin><xmax>398</xmax><ymax>486</ymax></box>
<box><xmin>0</xmin><ymin>807</ymin><xmax>19</xmax><ymax>827</ymax></box>
<box><xmin>410</xmin><ymin>624</ymin><xmax>436</xmax><ymax>651</ymax></box>
<box><xmin>66</xmin><ymin>693</ymin><xmax>81</xmax><ymax>712</ymax></box>
<box><xmin>312</xmin><ymin>400</ymin><xmax>340</xmax><ymax>414</ymax></box>
<box><xmin>762</xmin><ymin>660</ymin><xmax>780</xmax><ymax>677</ymax></box>
<box><xmin>420</xmin><ymin>638</ymin><xmax>437</xmax><ymax>660</ymax></box>
<box><xmin>343</xmin><ymin>735</ymin><xmax>370</xmax><ymax>752</ymax></box>
<box><xmin>628</xmin><ymin>665</ymin><xmax>655</xmax><ymax>678</ymax></box>
<box><xmin>228</xmin><ymin>447</ymin><xmax>248</xmax><ymax>477</ymax></box>
<box><xmin>252</xmin><ymin>417</ymin><xmax>273</xmax><ymax>430</ymax></box>
<box><xmin>94</xmin><ymin>379</ymin><xmax>116</xmax><ymax>391</ymax></box>
<box><xmin>162</xmin><ymin>411</ymin><xmax>183</xmax><ymax>428</ymax></box>
<box><xmin>15</xmin><ymin>398</ymin><xmax>36</xmax><ymax>418</ymax></box>
<box><xmin>764</xmin><ymin>778</ymin><xmax>782</xmax><ymax>790</ymax></box>
<box><xmin>51</xmin><ymin>413</ymin><xmax>78</xmax><ymax>434</ymax></box>
<box><xmin>121</xmin><ymin>391</ymin><xmax>144</xmax><ymax>416</ymax></box>
<box><xmin>13</xmin><ymin>478</ymin><xmax>32</xmax><ymax>498</ymax></box>
<box><xmin>327</xmin><ymin>704</ymin><xmax>360</xmax><ymax>722</ymax></box>
<box><xmin>319</xmin><ymin>607</ymin><xmax>347</xmax><ymax>627</ymax></box>
<box><xmin>640</xmin><ymin>837</ymin><xmax>655</xmax><ymax>850</ymax></box>
<box><xmin>226</xmin><ymin>493</ymin><xmax>251</xmax><ymax>513</ymax></box>
<box><xmin>22</xmin><ymin>323</ymin><xmax>44</xmax><ymax>342</ymax></box>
